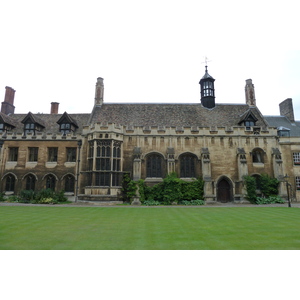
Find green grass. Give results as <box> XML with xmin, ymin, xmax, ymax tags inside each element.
<box><xmin>1</xmin><ymin>206</ymin><xmax>300</xmax><ymax>250</ymax></box>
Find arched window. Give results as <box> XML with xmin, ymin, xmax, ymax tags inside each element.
<box><xmin>146</xmin><ymin>154</ymin><xmax>162</xmax><ymax>178</ymax></box>
<box><xmin>252</xmin><ymin>148</ymin><xmax>264</xmax><ymax>163</ymax></box>
<box><xmin>46</xmin><ymin>175</ymin><xmax>56</xmax><ymax>190</ymax></box>
<box><xmin>65</xmin><ymin>175</ymin><xmax>75</xmax><ymax>193</ymax></box>
<box><xmin>25</xmin><ymin>174</ymin><xmax>36</xmax><ymax>191</ymax></box>
<box><xmin>180</xmin><ymin>154</ymin><xmax>196</xmax><ymax>178</ymax></box>
<box><xmin>5</xmin><ymin>174</ymin><xmax>15</xmax><ymax>192</ymax></box>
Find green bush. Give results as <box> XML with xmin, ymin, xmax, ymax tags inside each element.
<box><xmin>18</xmin><ymin>189</ymin><xmax>67</xmax><ymax>204</ymax></box>
<box><xmin>138</xmin><ymin>173</ymin><xmax>204</xmax><ymax>205</ymax></box>
<box><xmin>121</xmin><ymin>174</ymin><xmax>137</xmax><ymax>203</ymax></box>
<box><xmin>0</xmin><ymin>192</ymin><xmax>5</xmax><ymax>202</ymax></box>
<box><xmin>143</xmin><ymin>199</ymin><xmax>160</xmax><ymax>206</ymax></box>
<box><xmin>180</xmin><ymin>199</ymin><xmax>205</xmax><ymax>206</ymax></box>
<box><xmin>256</xmin><ymin>196</ymin><xmax>285</xmax><ymax>205</ymax></box>
<box><xmin>244</xmin><ymin>175</ymin><xmax>280</xmax><ymax>204</ymax></box>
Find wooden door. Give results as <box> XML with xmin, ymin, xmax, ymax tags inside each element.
<box><xmin>217</xmin><ymin>179</ymin><xmax>231</xmax><ymax>203</ymax></box>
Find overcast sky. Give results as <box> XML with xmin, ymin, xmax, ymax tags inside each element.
<box><xmin>1</xmin><ymin>0</ymin><xmax>299</xmax><ymax>120</ymax></box>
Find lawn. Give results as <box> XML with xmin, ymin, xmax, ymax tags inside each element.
<box><xmin>1</xmin><ymin>206</ymin><xmax>300</xmax><ymax>250</ymax></box>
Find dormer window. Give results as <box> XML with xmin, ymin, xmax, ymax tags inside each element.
<box><xmin>277</xmin><ymin>127</ymin><xmax>290</xmax><ymax>137</ymax></box>
<box><xmin>57</xmin><ymin>112</ymin><xmax>78</xmax><ymax>135</ymax></box>
<box><xmin>60</xmin><ymin>123</ymin><xmax>72</xmax><ymax>134</ymax></box>
<box><xmin>239</xmin><ymin>110</ymin><xmax>258</xmax><ymax>129</ymax></box>
<box><xmin>21</xmin><ymin>112</ymin><xmax>45</xmax><ymax>135</ymax></box>
<box><xmin>0</xmin><ymin>113</ymin><xmax>16</xmax><ymax>133</ymax></box>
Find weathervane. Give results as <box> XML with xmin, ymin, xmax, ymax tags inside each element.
<box><xmin>202</xmin><ymin>56</ymin><xmax>211</xmax><ymax>71</ymax></box>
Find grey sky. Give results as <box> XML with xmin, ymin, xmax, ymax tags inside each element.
<box><xmin>1</xmin><ymin>0</ymin><xmax>299</xmax><ymax>119</ymax></box>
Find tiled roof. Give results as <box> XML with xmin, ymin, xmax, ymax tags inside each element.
<box><xmin>6</xmin><ymin>113</ymin><xmax>90</xmax><ymax>134</ymax></box>
<box><xmin>90</xmin><ymin>103</ymin><xmax>268</xmax><ymax>128</ymax></box>
<box><xmin>264</xmin><ymin>116</ymin><xmax>300</xmax><ymax>137</ymax></box>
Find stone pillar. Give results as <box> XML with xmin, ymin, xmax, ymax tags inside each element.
<box><xmin>167</xmin><ymin>147</ymin><xmax>175</xmax><ymax>174</ymax></box>
<box><xmin>201</xmin><ymin>148</ymin><xmax>214</xmax><ymax>202</ymax></box>
<box><xmin>272</xmin><ymin>148</ymin><xmax>286</xmax><ymax>197</ymax></box>
<box><xmin>237</xmin><ymin>148</ymin><xmax>248</xmax><ymax>200</ymax></box>
<box><xmin>133</xmin><ymin>147</ymin><xmax>142</xmax><ymax>181</ymax></box>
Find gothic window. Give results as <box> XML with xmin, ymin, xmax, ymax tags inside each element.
<box><xmin>293</xmin><ymin>153</ymin><xmax>300</xmax><ymax>165</ymax></box>
<box><xmin>65</xmin><ymin>175</ymin><xmax>75</xmax><ymax>193</ymax></box>
<box><xmin>146</xmin><ymin>154</ymin><xmax>162</xmax><ymax>178</ymax></box>
<box><xmin>252</xmin><ymin>148</ymin><xmax>264</xmax><ymax>163</ymax></box>
<box><xmin>5</xmin><ymin>174</ymin><xmax>15</xmax><ymax>192</ymax></box>
<box><xmin>48</xmin><ymin>147</ymin><xmax>58</xmax><ymax>162</ymax></box>
<box><xmin>28</xmin><ymin>147</ymin><xmax>38</xmax><ymax>162</ymax></box>
<box><xmin>60</xmin><ymin>123</ymin><xmax>72</xmax><ymax>134</ymax></box>
<box><xmin>25</xmin><ymin>174</ymin><xmax>36</xmax><ymax>191</ymax></box>
<box><xmin>66</xmin><ymin>148</ymin><xmax>77</xmax><ymax>162</ymax></box>
<box><xmin>180</xmin><ymin>154</ymin><xmax>196</xmax><ymax>178</ymax></box>
<box><xmin>46</xmin><ymin>175</ymin><xmax>56</xmax><ymax>190</ymax></box>
<box><xmin>8</xmin><ymin>147</ymin><xmax>18</xmax><ymax>161</ymax></box>
<box><xmin>91</xmin><ymin>140</ymin><xmax>123</xmax><ymax>187</ymax></box>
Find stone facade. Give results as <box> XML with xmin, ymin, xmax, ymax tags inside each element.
<box><xmin>0</xmin><ymin>69</ymin><xmax>299</xmax><ymax>203</ymax></box>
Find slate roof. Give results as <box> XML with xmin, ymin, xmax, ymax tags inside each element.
<box><xmin>3</xmin><ymin>113</ymin><xmax>90</xmax><ymax>134</ymax></box>
<box><xmin>90</xmin><ymin>103</ymin><xmax>268</xmax><ymax>128</ymax></box>
<box><xmin>264</xmin><ymin>116</ymin><xmax>300</xmax><ymax>137</ymax></box>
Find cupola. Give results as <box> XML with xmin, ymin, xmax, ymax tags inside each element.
<box><xmin>199</xmin><ymin>66</ymin><xmax>215</xmax><ymax>109</ymax></box>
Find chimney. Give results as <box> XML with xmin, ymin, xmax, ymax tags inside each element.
<box><xmin>1</xmin><ymin>86</ymin><xmax>16</xmax><ymax>115</ymax></box>
<box><xmin>279</xmin><ymin>98</ymin><xmax>295</xmax><ymax>123</ymax></box>
<box><xmin>50</xmin><ymin>102</ymin><xmax>59</xmax><ymax>114</ymax></box>
<box><xmin>245</xmin><ymin>79</ymin><xmax>256</xmax><ymax>106</ymax></box>
<box><xmin>95</xmin><ymin>77</ymin><xmax>104</xmax><ymax>106</ymax></box>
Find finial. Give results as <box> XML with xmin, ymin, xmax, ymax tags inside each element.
<box><xmin>202</xmin><ymin>56</ymin><xmax>211</xmax><ymax>72</ymax></box>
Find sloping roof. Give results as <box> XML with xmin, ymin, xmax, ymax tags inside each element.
<box><xmin>90</xmin><ymin>103</ymin><xmax>268</xmax><ymax>128</ymax></box>
<box><xmin>6</xmin><ymin>113</ymin><xmax>90</xmax><ymax>134</ymax></box>
<box><xmin>264</xmin><ymin>116</ymin><xmax>300</xmax><ymax>137</ymax></box>
<box><xmin>0</xmin><ymin>112</ymin><xmax>17</xmax><ymax>128</ymax></box>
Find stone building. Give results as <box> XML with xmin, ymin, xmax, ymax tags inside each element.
<box><xmin>0</xmin><ymin>67</ymin><xmax>299</xmax><ymax>203</ymax></box>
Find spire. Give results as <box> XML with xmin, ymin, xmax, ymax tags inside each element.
<box><xmin>199</xmin><ymin>65</ymin><xmax>215</xmax><ymax>109</ymax></box>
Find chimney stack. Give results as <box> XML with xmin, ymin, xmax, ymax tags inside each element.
<box><xmin>245</xmin><ymin>79</ymin><xmax>256</xmax><ymax>106</ymax></box>
<box><xmin>279</xmin><ymin>98</ymin><xmax>295</xmax><ymax>123</ymax></box>
<box><xmin>50</xmin><ymin>102</ymin><xmax>59</xmax><ymax>114</ymax></box>
<box><xmin>1</xmin><ymin>86</ymin><xmax>16</xmax><ymax>115</ymax></box>
<box><xmin>95</xmin><ymin>77</ymin><xmax>104</xmax><ymax>106</ymax></box>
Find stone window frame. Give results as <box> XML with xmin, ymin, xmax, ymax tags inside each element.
<box><xmin>293</xmin><ymin>153</ymin><xmax>300</xmax><ymax>165</ymax></box>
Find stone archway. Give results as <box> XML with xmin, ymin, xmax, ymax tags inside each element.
<box><xmin>217</xmin><ymin>177</ymin><xmax>233</xmax><ymax>203</ymax></box>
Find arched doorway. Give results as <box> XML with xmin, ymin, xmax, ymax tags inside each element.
<box><xmin>217</xmin><ymin>177</ymin><xmax>232</xmax><ymax>203</ymax></box>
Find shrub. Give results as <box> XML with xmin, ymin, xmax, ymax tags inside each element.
<box><xmin>244</xmin><ymin>176</ymin><xmax>257</xmax><ymax>204</ymax></box>
<box><xmin>0</xmin><ymin>192</ymin><xmax>5</xmax><ymax>202</ymax></box>
<box><xmin>180</xmin><ymin>199</ymin><xmax>205</xmax><ymax>206</ymax></box>
<box><xmin>143</xmin><ymin>199</ymin><xmax>160</xmax><ymax>206</ymax></box>
<box><xmin>18</xmin><ymin>189</ymin><xmax>68</xmax><ymax>204</ymax></box>
<box><xmin>137</xmin><ymin>173</ymin><xmax>204</xmax><ymax>205</ymax></box>
<box><xmin>256</xmin><ymin>196</ymin><xmax>285</xmax><ymax>205</ymax></box>
<box><xmin>39</xmin><ymin>198</ymin><xmax>58</xmax><ymax>204</ymax></box>
<box><xmin>121</xmin><ymin>174</ymin><xmax>137</xmax><ymax>203</ymax></box>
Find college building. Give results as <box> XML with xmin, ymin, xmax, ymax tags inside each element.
<box><xmin>1</xmin><ymin>67</ymin><xmax>299</xmax><ymax>203</ymax></box>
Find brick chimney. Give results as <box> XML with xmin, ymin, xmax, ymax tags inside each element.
<box><xmin>50</xmin><ymin>102</ymin><xmax>59</xmax><ymax>114</ymax></box>
<box><xmin>1</xmin><ymin>86</ymin><xmax>16</xmax><ymax>115</ymax></box>
<box><xmin>279</xmin><ymin>98</ymin><xmax>295</xmax><ymax>123</ymax></box>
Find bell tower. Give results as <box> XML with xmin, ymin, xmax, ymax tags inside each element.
<box><xmin>199</xmin><ymin>65</ymin><xmax>215</xmax><ymax>109</ymax></box>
